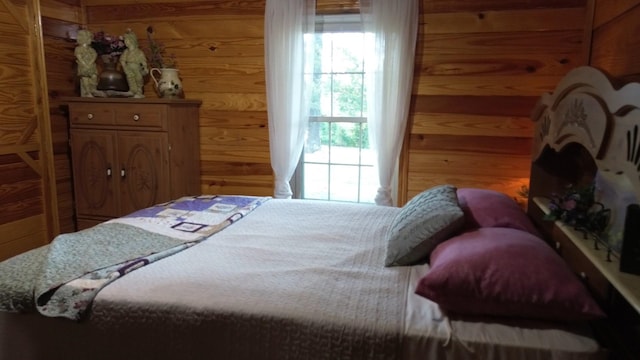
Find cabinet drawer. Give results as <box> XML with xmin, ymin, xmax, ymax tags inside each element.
<box><xmin>115</xmin><ymin>104</ymin><xmax>166</xmax><ymax>128</ymax></box>
<box><xmin>69</xmin><ymin>104</ymin><xmax>115</xmax><ymax>126</ymax></box>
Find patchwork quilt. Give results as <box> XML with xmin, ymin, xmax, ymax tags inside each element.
<box><xmin>0</xmin><ymin>195</ymin><xmax>269</xmax><ymax>320</ymax></box>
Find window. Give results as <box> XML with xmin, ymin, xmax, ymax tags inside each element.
<box><xmin>294</xmin><ymin>15</ymin><xmax>376</xmax><ymax>203</ymax></box>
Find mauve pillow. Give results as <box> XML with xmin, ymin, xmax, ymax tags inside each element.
<box><xmin>415</xmin><ymin>227</ymin><xmax>605</xmax><ymax>322</ymax></box>
<box><xmin>457</xmin><ymin>188</ymin><xmax>540</xmax><ymax>236</ymax></box>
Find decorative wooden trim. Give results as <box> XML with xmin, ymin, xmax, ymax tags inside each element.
<box><xmin>17</xmin><ymin>152</ymin><xmax>42</xmax><ymax>176</ymax></box>
<box><xmin>0</xmin><ymin>144</ymin><xmax>40</xmax><ymax>155</ymax></box>
<box><xmin>17</xmin><ymin>116</ymin><xmax>38</xmax><ymax>145</ymax></box>
<box><xmin>28</xmin><ymin>0</ymin><xmax>60</xmax><ymax>240</ymax></box>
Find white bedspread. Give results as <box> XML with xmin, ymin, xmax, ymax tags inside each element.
<box><xmin>0</xmin><ymin>199</ymin><xmax>604</xmax><ymax>360</ymax></box>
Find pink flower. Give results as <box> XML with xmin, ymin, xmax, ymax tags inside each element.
<box><xmin>562</xmin><ymin>199</ymin><xmax>577</xmax><ymax>211</ymax></box>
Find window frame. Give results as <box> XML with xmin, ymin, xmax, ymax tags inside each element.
<box><xmin>292</xmin><ymin>14</ymin><xmax>374</xmax><ymax>203</ymax></box>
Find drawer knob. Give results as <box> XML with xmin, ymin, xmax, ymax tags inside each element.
<box><xmin>579</xmin><ymin>272</ymin><xmax>587</xmax><ymax>280</ymax></box>
<box><xmin>555</xmin><ymin>241</ymin><xmax>561</xmax><ymax>250</ymax></box>
<box><xmin>133</xmin><ymin>114</ymin><xmax>140</xmax><ymax>121</ymax></box>
<box><xmin>87</xmin><ymin>113</ymin><xmax>94</xmax><ymax>120</ymax></box>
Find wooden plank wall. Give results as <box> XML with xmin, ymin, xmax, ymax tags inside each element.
<box><xmin>6</xmin><ymin>0</ymin><xmax>638</xmax><ymax>259</ymax></box>
<box><xmin>77</xmin><ymin>0</ymin><xmax>590</xmax><ymax>207</ymax></box>
<box><xmin>21</xmin><ymin>0</ymin><xmax>590</xmax><ymax>243</ymax></box>
<box><xmin>402</xmin><ymin>0</ymin><xmax>589</xmax><ymax>204</ymax></box>
<box><xmin>0</xmin><ymin>0</ymin><xmax>58</xmax><ymax>260</ymax></box>
<box><xmin>590</xmin><ymin>0</ymin><xmax>640</xmax><ymax>82</ymax></box>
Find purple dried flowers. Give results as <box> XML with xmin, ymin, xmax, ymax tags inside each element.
<box><xmin>146</xmin><ymin>26</ymin><xmax>177</xmax><ymax>69</ymax></box>
<box><xmin>91</xmin><ymin>31</ymin><xmax>126</xmax><ymax>58</ymax></box>
<box><xmin>544</xmin><ymin>183</ymin><xmax>610</xmax><ymax>235</ymax></box>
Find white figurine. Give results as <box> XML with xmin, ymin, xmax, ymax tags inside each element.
<box><xmin>75</xmin><ymin>30</ymin><xmax>98</xmax><ymax>97</ymax></box>
<box><xmin>120</xmin><ymin>30</ymin><xmax>149</xmax><ymax>98</ymax></box>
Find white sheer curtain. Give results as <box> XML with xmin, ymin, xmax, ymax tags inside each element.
<box><xmin>264</xmin><ymin>0</ymin><xmax>315</xmax><ymax>198</ymax></box>
<box><xmin>361</xmin><ymin>0</ymin><xmax>419</xmax><ymax>206</ymax></box>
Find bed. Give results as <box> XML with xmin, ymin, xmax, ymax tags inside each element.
<box><xmin>2</xmin><ymin>65</ymin><xmax>635</xmax><ymax>360</ymax></box>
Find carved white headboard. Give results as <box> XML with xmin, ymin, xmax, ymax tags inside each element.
<box><xmin>528</xmin><ymin>67</ymin><xmax>640</xmax><ymax>318</ymax></box>
<box><xmin>531</xmin><ymin>66</ymin><xmax>640</xmax><ymax>200</ymax></box>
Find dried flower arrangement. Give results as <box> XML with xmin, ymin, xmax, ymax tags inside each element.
<box><xmin>91</xmin><ymin>31</ymin><xmax>127</xmax><ymax>59</ymax></box>
<box><xmin>145</xmin><ymin>26</ymin><xmax>177</xmax><ymax>69</ymax></box>
<box><xmin>544</xmin><ymin>183</ymin><xmax>610</xmax><ymax>236</ymax></box>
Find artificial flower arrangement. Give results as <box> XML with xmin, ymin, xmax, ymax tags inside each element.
<box><xmin>145</xmin><ymin>26</ymin><xmax>177</xmax><ymax>69</ymax></box>
<box><xmin>544</xmin><ymin>182</ymin><xmax>610</xmax><ymax>236</ymax></box>
<box><xmin>91</xmin><ymin>31</ymin><xmax>127</xmax><ymax>59</ymax></box>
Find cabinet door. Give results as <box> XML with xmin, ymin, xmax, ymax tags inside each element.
<box><xmin>70</xmin><ymin>130</ymin><xmax>118</xmax><ymax>218</ymax></box>
<box><xmin>117</xmin><ymin>132</ymin><xmax>170</xmax><ymax>216</ymax></box>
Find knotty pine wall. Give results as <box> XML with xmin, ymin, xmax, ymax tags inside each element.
<box><xmin>78</xmin><ymin>0</ymin><xmax>590</xmax><ymax>208</ymax></box>
<box><xmin>590</xmin><ymin>0</ymin><xmax>640</xmax><ymax>82</ymax></box>
<box><xmin>3</xmin><ymin>0</ymin><xmax>598</xmax><ymax>261</ymax></box>
<box><xmin>401</xmin><ymin>0</ymin><xmax>590</xmax><ymax>204</ymax></box>
<box><xmin>8</xmin><ymin>0</ymin><xmax>639</xmax><ymax>259</ymax></box>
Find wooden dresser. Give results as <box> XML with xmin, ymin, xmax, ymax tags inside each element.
<box><xmin>64</xmin><ymin>97</ymin><xmax>201</xmax><ymax>230</ymax></box>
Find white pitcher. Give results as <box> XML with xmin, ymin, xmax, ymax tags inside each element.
<box><xmin>150</xmin><ymin>68</ymin><xmax>184</xmax><ymax>98</ymax></box>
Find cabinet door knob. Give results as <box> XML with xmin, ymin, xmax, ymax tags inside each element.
<box><xmin>106</xmin><ymin>167</ymin><xmax>112</xmax><ymax>177</ymax></box>
<box><xmin>133</xmin><ymin>114</ymin><xmax>140</xmax><ymax>121</ymax></box>
<box><xmin>87</xmin><ymin>113</ymin><xmax>94</xmax><ymax>120</ymax></box>
<box><xmin>120</xmin><ymin>168</ymin><xmax>126</xmax><ymax>178</ymax></box>
<box><xmin>555</xmin><ymin>242</ymin><xmax>561</xmax><ymax>250</ymax></box>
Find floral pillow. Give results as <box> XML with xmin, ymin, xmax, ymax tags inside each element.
<box><xmin>415</xmin><ymin>227</ymin><xmax>605</xmax><ymax>322</ymax></box>
<box><xmin>385</xmin><ymin>185</ymin><xmax>465</xmax><ymax>266</ymax></box>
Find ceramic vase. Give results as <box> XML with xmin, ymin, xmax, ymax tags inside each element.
<box><xmin>150</xmin><ymin>68</ymin><xmax>184</xmax><ymax>98</ymax></box>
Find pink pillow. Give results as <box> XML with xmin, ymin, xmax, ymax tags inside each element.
<box><xmin>415</xmin><ymin>227</ymin><xmax>605</xmax><ymax>322</ymax></box>
<box><xmin>457</xmin><ymin>188</ymin><xmax>540</xmax><ymax>236</ymax></box>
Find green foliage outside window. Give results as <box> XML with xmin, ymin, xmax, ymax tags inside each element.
<box><xmin>307</xmin><ymin>32</ymin><xmax>369</xmax><ymax>150</ymax></box>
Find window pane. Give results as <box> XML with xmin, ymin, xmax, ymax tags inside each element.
<box><xmin>305</xmin><ymin>122</ymin><xmax>328</xmax><ymax>160</ymax></box>
<box><xmin>359</xmin><ymin>165</ymin><xmax>377</xmax><ymax>203</ymax></box>
<box><xmin>329</xmin><ymin>165</ymin><xmax>359</xmax><ymax>202</ymax></box>
<box><xmin>330</xmin><ymin>122</ymin><xmax>360</xmax><ymax>147</ymax></box>
<box><xmin>330</xmin><ymin>123</ymin><xmax>360</xmax><ymax>165</ymax></box>
<box><xmin>315</xmin><ymin>33</ymin><xmax>332</xmax><ymax>73</ymax></box>
<box><xmin>298</xmin><ymin>22</ymin><xmax>372</xmax><ymax>204</ymax></box>
<box><xmin>332</xmin><ymin>73</ymin><xmax>363</xmax><ymax>117</ymax></box>
<box><xmin>361</xmin><ymin>148</ymin><xmax>374</xmax><ymax>166</ymax></box>
<box><xmin>331</xmin><ymin>33</ymin><xmax>364</xmax><ymax>73</ymax></box>
<box><xmin>304</xmin><ymin>163</ymin><xmax>328</xmax><ymax>200</ymax></box>
<box><xmin>311</xmin><ymin>74</ymin><xmax>332</xmax><ymax>117</ymax></box>
<box><xmin>360</xmin><ymin>123</ymin><xmax>373</xmax><ymax>166</ymax></box>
